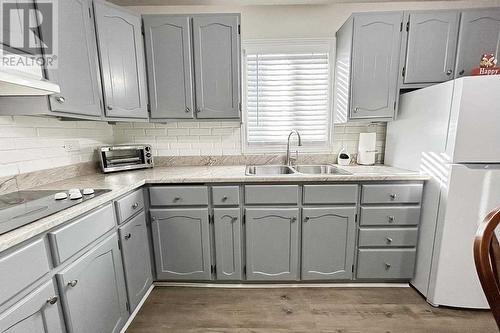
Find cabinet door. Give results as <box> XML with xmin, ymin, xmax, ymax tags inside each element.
<box><xmin>245</xmin><ymin>208</ymin><xmax>299</xmax><ymax>281</ymax></box>
<box><xmin>57</xmin><ymin>234</ymin><xmax>128</xmax><ymax>333</ymax></box>
<box><xmin>192</xmin><ymin>15</ymin><xmax>240</xmax><ymax>119</ymax></box>
<box><xmin>94</xmin><ymin>0</ymin><xmax>148</xmax><ymax>119</ymax></box>
<box><xmin>143</xmin><ymin>15</ymin><xmax>194</xmax><ymax>119</ymax></box>
<box><xmin>43</xmin><ymin>0</ymin><xmax>102</xmax><ymax>117</ymax></box>
<box><xmin>301</xmin><ymin>207</ymin><xmax>356</xmax><ymax>280</ymax></box>
<box><xmin>213</xmin><ymin>208</ymin><xmax>242</xmax><ymax>280</ymax></box>
<box><xmin>0</xmin><ymin>281</ymin><xmax>65</xmax><ymax>333</ymax></box>
<box><xmin>455</xmin><ymin>9</ymin><xmax>500</xmax><ymax>78</ymax></box>
<box><xmin>351</xmin><ymin>13</ymin><xmax>402</xmax><ymax>119</ymax></box>
<box><xmin>404</xmin><ymin>11</ymin><xmax>459</xmax><ymax>83</ymax></box>
<box><xmin>150</xmin><ymin>208</ymin><xmax>212</xmax><ymax>280</ymax></box>
<box><xmin>118</xmin><ymin>211</ymin><xmax>153</xmax><ymax>312</ymax></box>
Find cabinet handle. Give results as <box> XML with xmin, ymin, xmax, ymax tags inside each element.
<box><xmin>389</xmin><ymin>194</ymin><xmax>397</xmax><ymax>200</ymax></box>
<box><xmin>291</xmin><ymin>217</ymin><xmax>297</xmax><ymax>223</ymax></box>
<box><xmin>388</xmin><ymin>216</ymin><xmax>395</xmax><ymax>223</ymax></box>
<box><xmin>384</xmin><ymin>263</ymin><xmax>392</xmax><ymax>270</ymax></box>
<box><xmin>353</xmin><ymin>107</ymin><xmax>359</xmax><ymax>113</ymax></box>
<box><xmin>304</xmin><ymin>216</ymin><xmax>310</xmax><ymax>222</ymax></box>
<box><xmin>222</xmin><ymin>196</ymin><xmax>228</xmax><ymax>202</ymax></box>
<box><xmin>107</xmin><ymin>105</ymin><xmax>113</xmax><ymax>110</ymax></box>
<box><xmin>459</xmin><ymin>69</ymin><xmax>465</xmax><ymax>76</ymax></box>
<box><xmin>55</xmin><ymin>96</ymin><xmax>65</xmax><ymax>104</ymax></box>
<box><xmin>68</xmin><ymin>280</ymin><xmax>78</xmax><ymax>288</ymax></box>
<box><xmin>386</xmin><ymin>237</ymin><xmax>393</xmax><ymax>244</ymax></box>
<box><xmin>132</xmin><ymin>202</ymin><xmax>139</xmax><ymax>209</ymax></box>
<box><xmin>173</xmin><ymin>197</ymin><xmax>181</xmax><ymax>201</ymax></box>
<box><xmin>196</xmin><ymin>107</ymin><xmax>202</xmax><ymax>113</ymax></box>
<box><xmin>125</xmin><ymin>233</ymin><xmax>132</xmax><ymax>240</ymax></box>
<box><xmin>185</xmin><ymin>107</ymin><xmax>191</xmax><ymax>113</ymax></box>
<box><xmin>232</xmin><ymin>217</ymin><xmax>238</xmax><ymax>223</ymax></box>
<box><xmin>46</xmin><ymin>296</ymin><xmax>58</xmax><ymax>305</ymax></box>
<box><xmin>446</xmin><ymin>69</ymin><xmax>453</xmax><ymax>76</ymax></box>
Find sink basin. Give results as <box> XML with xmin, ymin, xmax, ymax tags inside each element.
<box><xmin>294</xmin><ymin>165</ymin><xmax>352</xmax><ymax>175</ymax></box>
<box><xmin>245</xmin><ymin>165</ymin><xmax>296</xmax><ymax>176</ymax></box>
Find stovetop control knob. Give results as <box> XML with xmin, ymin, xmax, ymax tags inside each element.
<box><xmin>83</xmin><ymin>188</ymin><xmax>95</xmax><ymax>195</ymax></box>
<box><xmin>54</xmin><ymin>192</ymin><xmax>68</xmax><ymax>200</ymax></box>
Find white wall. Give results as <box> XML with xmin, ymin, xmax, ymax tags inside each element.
<box><xmin>0</xmin><ymin>116</ymin><xmax>113</xmax><ymax>177</ymax></box>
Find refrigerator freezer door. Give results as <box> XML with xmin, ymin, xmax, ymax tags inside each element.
<box><xmin>447</xmin><ymin>76</ymin><xmax>500</xmax><ymax>164</ymax></box>
<box><xmin>427</xmin><ymin>164</ymin><xmax>500</xmax><ymax>308</ymax></box>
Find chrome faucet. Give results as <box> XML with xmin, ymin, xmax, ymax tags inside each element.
<box><xmin>285</xmin><ymin>129</ymin><xmax>303</xmax><ymax>166</ymax></box>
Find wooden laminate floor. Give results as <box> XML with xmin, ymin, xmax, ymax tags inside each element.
<box><xmin>126</xmin><ymin>287</ymin><xmax>497</xmax><ymax>333</ymax></box>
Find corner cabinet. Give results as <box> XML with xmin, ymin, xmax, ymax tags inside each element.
<box><xmin>143</xmin><ymin>14</ymin><xmax>241</xmax><ymax>121</ymax></box>
<box><xmin>334</xmin><ymin>12</ymin><xmax>403</xmax><ymax>122</ymax></box>
<box><xmin>93</xmin><ymin>0</ymin><xmax>148</xmax><ymax>119</ymax></box>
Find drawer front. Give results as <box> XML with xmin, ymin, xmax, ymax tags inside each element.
<box><xmin>149</xmin><ymin>186</ymin><xmax>208</xmax><ymax>206</ymax></box>
<box><xmin>48</xmin><ymin>204</ymin><xmax>116</xmax><ymax>265</ymax></box>
<box><xmin>0</xmin><ymin>238</ymin><xmax>50</xmax><ymax>306</ymax></box>
<box><xmin>360</xmin><ymin>206</ymin><xmax>421</xmax><ymax>226</ymax></box>
<box><xmin>303</xmin><ymin>184</ymin><xmax>358</xmax><ymax>204</ymax></box>
<box><xmin>115</xmin><ymin>189</ymin><xmax>144</xmax><ymax>224</ymax></box>
<box><xmin>362</xmin><ymin>184</ymin><xmax>423</xmax><ymax>204</ymax></box>
<box><xmin>357</xmin><ymin>249</ymin><xmax>416</xmax><ymax>279</ymax></box>
<box><xmin>358</xmin><ymin>228</ymin><xmax>418</xmax><ymax>247</ymax></box>
<box><xmin>212</xmin><ymin>186</ymin><xmax>240</xmax><ymax>206</ymax></box>
<box><xmin>245</xmin><ymin>185</ymin><xmax>299</xmax><ymax>205</ymax></box>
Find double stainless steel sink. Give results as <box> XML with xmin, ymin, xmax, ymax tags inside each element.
<box><xmin>245</xmin><ymin>164</ymin><xmax>351</xmax><ymax>176</ymax></box>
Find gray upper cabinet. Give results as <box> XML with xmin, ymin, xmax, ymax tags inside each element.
<box><xmin>44</xmin><ymin>0</ymin><xmax>102</xmax><ymax>117</ymax></box>
<box><xmin>403</xmin><ymin>11</ymin><xmax>459</xmax><ymax>84</ymax></box>
<box><xmin>245</xmin><ymin>208</ymin><xmax>299</xmax><ymax>281</ymax></box>
<box><xmin>143</xmin><ymin>15</ymin><xmax>195</xmax><ymax>119</ymax></box>
<box><xmin>0</xmin><ymin>281</ymin><xmax>65</xmax><ymax>333</ymax></box>
<box><xmin>94</xmin><ymin>0</ymin><xmax>148</xmax><ymax>119</ymax></box>
<box><xmin>56</xmin><ymin>234</ymin><xmax>128</xmax><ymax>333</ymax></box>
<box><xmin>349</xmin><ymin>13</ymin><xmax>402</xmax><ymax>120</ymax></box>
<box><xmin>213</xmin><ymin>208</ymin><xmax>242</xmax><ymax>280</ymax></box>
<box><xmin>192</xmin><ymin>15</ymin><xmax>241</xmax><ymax>119</ymax></box>
<box><xmin>150</xmin><ymin>208</ymin><xmax>212</xmax><ymax>280</ymax></box>
<box><xmin>118</xmin><ymin>212</ymin><xmax>153</xmax><ymax>312</ymax></box>
<box><xmin>455</xmin><ymin>9</ymin><xmax>500</xmax><ymax>78</ymax></box>
<box><xmin>301</xmin><ymin>207</ymin><xmax>356</xmax><ymax>280</ymax></box>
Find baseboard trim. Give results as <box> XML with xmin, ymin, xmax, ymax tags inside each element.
<box><xmin>153</xmin><ymin>282</ymin><xmax>410</xmax><ymax>288</ymax></box>
<box><xmin>119</xmin><ymin>284</ymin><xmax>155</xmax><ymax>333</ymax></box>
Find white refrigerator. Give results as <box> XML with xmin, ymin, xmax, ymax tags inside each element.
<box><xmin>385</xmin><ymin>75</ymin><xmax>500</xmax><ymax>309</ymax></box>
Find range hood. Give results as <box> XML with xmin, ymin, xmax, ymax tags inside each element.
<box><xmin>0</xmin><ymin>70</ymin><xmax>60</xmax><ymax>96</ymax></box>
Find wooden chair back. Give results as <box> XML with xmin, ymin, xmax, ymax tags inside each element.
<box><xmin>474</xmin><ymin>208</ymin><xmax>500</xmax><ymax>329</ymax></box>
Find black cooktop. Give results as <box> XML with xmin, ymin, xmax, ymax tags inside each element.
<box><xmin>0</xmin><ymin>189</ymin><xmax>111</xmax><ymax>235</ymax></box>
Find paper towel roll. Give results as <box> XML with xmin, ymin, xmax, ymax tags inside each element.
<box><xmin>357</xmin><ymin>132</ymin><xmax>377</xmax><ymax>165</ymax></box>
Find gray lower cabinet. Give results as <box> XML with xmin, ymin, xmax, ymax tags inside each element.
<box><xmin>403</xmin><ymin>11</ymin><xmax>459</xmax><ymax>84</ymax></box>
<box><xmin>118</xmin><ymin>211</ymin><xmax>153</xmax><ymax>312</ymax></box>
<box><xmin>43</xmin><ymin>0</ymin><xmax>102</xmax><ymax>117</ymax></box>
<box><xmin>245</xmin><ymin>208</ymin><xmax>299</xmax><ymax>281</ymax></box>
<box><xmin>150</xmin><ymin>208</ymin><xmax>212</xmax><ymax>280</ymax></box>
<box><xmin>301</xmin><ymin>207</ymin><xmax>356</xmax><ymax>280</ymax></box>
<box><xmin>56</xmin><ymin>233</ymin><xmax>128</xmax><ymax>333</ymax></box>
<box><xmin>143</xmin><ymin>15</ymin><xmax>195</xmax><ymax>119</ymax></box>
<box><xmin>213</xmin><ymin>208</ymin><xmax>242</xmax><ymax>280</ymax></box>
<box><xmin>192</xmin><ymin>15</ymin><xmax>241</xmax><ymax>119</ymax></box>
<box><xmin>0</xmin><ymin>280</ymin><xmax>65</xmax><ymax>333</ymax></box>
<box><xmin>93</xmin><ymin>0</ymin><xmax>148</xmax><ymax>119</ymax></box>
<box><xmin>455</xmin><ymin>9</ymin><xmax>500</xmax><ymax>78</ymax></box>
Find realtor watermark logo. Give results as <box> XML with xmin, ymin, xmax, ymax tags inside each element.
<box><xmin>0</xmin><ymin>0</ymin><xmax>58</xmax><ymax>69</ymax></box>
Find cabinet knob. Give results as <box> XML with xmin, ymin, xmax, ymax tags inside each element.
<box><xmin>107</xmin><ymin>105</ymin><xmax>113</xmax><ymax>110</ymax></box>
<box><xmin>304</xmin><ymin>216</ymin><xmax>310</xmax><ymax>222</ymax></box>
<box><xmin>353</xmin><ymin>107</ymin><xmax>359</xmax><ymax>113</ymax></box>
<box><xmin>185</xmin><ymin>107</ymin><xmax>191</xmax><ymax>113</ymax></box>
<box><xmin>446</xmin><ymin>69</ymin><xmax>453</xmax><ymax>76</ymax></box>
<box><xmin>384</xmin><ymin>263</ymin><xmax>392</xmax><ymax>270</ymax></box>
<box><xmin>125</xmin><ymin>233</ymin><xmax>132</xmax><ymax>240</ymax></box>
<box><xmin>232</xmin><ymin>217</ymin><xmax>238</xmax><ymax>223</ymax></box>
<box><xmin>386</xmin><ymin>237</ymin><xmax>393</xmax><ymax>244</ymax></box>
<box><xmin>68</xmin><ymin>280</ymin><xmax>78</xmax><ymax>288</ymax></box>
<box><xmin>152</xmin><ymin>216</ymin><xmax>158</xmax><ymax>221</ymax></box>
<box><xmin>222</xmin><ymin>196</ymin><xmax>228</xmax><ymax>202</ymax></box>
<box><xmin>173</xmin><ymin>197</ymin><xmax>181</xmax><ymax>201</ymax></box>
<box><xmin>46</xmin><ymin>296</ymin><xmax>58</xmax><ymax>305</ymax></box>
<box><xmin>132</xmin><ymin>202</ymin><xmax>139</xmax><ymax>209</ymax></box>
<box><xmin>196</xmin><ymin>107</ymin><xmax>202</xmax><ymax>113</ymax></box>
<box><xmin>55</xmin><ymin>96</ymin><xmax>65</xmax><ymax>104</ymax></box>
<box><xmin>388</xmin><ymin>216</ymin><xmax>395</xmax><ymax>223</ymax></box>
<box><xmin>389</xmin><ymin>194</ymin><xmax>397</xmax><ymax>200</ymax></box>
<box><xmin>459</xmin><ymin>69</ymin><xmax>465</xmax><ymax>76</ymax></box>
<box><xmin>291</xmin><ymin>217</ymin><xmax>297</xmax><ymax>223</ymax></box>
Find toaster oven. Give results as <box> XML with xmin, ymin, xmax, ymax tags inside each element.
<box><xmin>99</xmin><ymin>145</ymin><xmax>154</xmax><ymax>173</ymax></box>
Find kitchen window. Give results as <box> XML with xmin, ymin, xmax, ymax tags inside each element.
<box><xmin>242</xmin><ymin>39</ymin><xmax>334</xmax><ymax>153</ymax></box>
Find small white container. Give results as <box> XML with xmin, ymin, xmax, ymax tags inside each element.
<box><xmin>337</xmin><ymin>147</ymin><xmax>351</xmax><ymax>166</ymax></box>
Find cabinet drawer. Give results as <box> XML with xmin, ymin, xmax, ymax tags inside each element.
<box><xmin>212</xmin><ymin>186</ymin><xmax>240</xmax><ymax>206</ymax></box>
<box><xmin>360</xmin><ymin>206</ymin><xmax>421</xmax><ymax>226</ymax></box>
<box><xmin>0</xmin><ymin>238</ymin><xmax>50</xmax><ymax>307</ymax></box>
<box><xmin>303</xmin><ymin>184</ymin><xmax>358</xmax><ymax>204</ymax></box>
<box><xmin>245</xmin><ymin>185</ymin><xmax>298</xmax><ymax>205</ymax></box>
<box><xmin>357</xmin><ymin>249</ymin><xmax>416</xmax><ymax>279</ymax></box>
<box><xmin>358</xmin><ymin>228</ymin><xmax>418</xmax><ymax>247</ymax></box>
<box><xmin>361</xmin><ymin>184</ymin><xmax>423</xmax><ymax>204</ymax></box>
<box><xmin>115</xmin><ymin>189</ymin><xmax>144</xmax><ymax>224</ymax></box>
<box><xmin>48</xmin><ymin>205</ymin><xmax>115</xmax><ymax>265</ymax></box>
<box><xmin>150</xmin><ymin>186</ymin><xmax>208</xmax><ymax>206</ymax></box>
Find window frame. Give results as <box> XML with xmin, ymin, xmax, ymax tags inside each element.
<box><xmin>241</xmin><ymin>38</ymin><xmax>336</xmax><ymax>154</ymax></box>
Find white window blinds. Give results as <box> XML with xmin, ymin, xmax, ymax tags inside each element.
<box><xmin>245</xmin><ymin>44</ymin><xmax>331</xmax><ymax>148</ymax></box>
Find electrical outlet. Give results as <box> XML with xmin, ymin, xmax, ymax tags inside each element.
<box><xmin>63</xmin><ymin>140</ymin><xmax>80</xmax><ymax>152</ymax></box>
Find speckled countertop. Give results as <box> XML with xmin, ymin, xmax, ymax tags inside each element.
<box><xmin>0</xmin><ymin>165</ymin><xmax>428</xmax><ymax>253</ymax></box>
